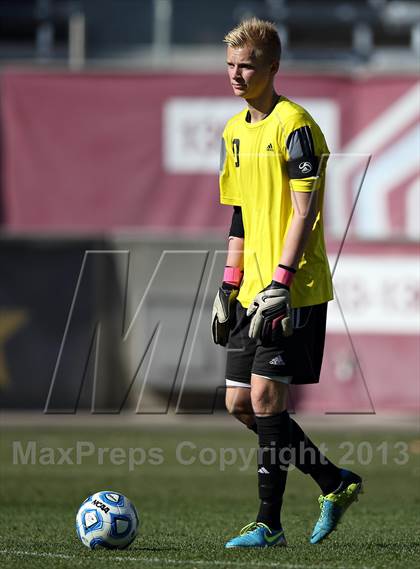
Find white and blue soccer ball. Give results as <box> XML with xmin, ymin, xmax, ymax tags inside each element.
<box><xmin>76</xmin><ymin>491</ymin><xmax>140</xmax><ymax>549</ymax></box>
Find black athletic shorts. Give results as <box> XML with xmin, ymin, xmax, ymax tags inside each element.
<box><xmin>225</xmin><ymin>301</ymin><xmax>328</xmax><ymax>386</ymax></box>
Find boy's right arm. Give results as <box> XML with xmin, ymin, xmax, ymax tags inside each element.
<box><xmin>211</xmin><ymin>208</ymin><xmax>244</xmax><ymax>346</ymax></box>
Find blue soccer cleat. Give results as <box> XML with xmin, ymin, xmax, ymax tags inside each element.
<box><xmin>225</xmin><ymin>522</ymin><xmax>287</xmax><ymax>548</ymax></box>
<box><xmin>310</xmin><ymin>469</ymin><xmax>363</xmax><ymax>544</ymax></box>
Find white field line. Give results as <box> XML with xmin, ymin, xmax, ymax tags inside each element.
<box><xmin>0</xmin><ymin>548</ymin><xmax>376</xmax><ymax>569</ymax></box>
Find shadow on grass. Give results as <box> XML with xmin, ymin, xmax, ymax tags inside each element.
<box><xmin>130</xmin><ymin>546</ymin><xmax>181</xmax><ymax>552</ymax></box>
<box><xmin>374</xmin><ymin>542</ymin><xmax>420</xmax><ymax>550</ymax></box>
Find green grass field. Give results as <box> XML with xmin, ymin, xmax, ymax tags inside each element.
<box><xmin>0</xmin><ymin>423</ymin><xmax>419</xmax><ymax>569</ymax></box>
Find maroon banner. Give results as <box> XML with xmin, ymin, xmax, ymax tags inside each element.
<box><xmin>1</xmin><ymin>69</ymin><xmax>418</xmax><ymax>239</ymax></box>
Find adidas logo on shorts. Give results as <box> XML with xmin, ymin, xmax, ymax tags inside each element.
<box><xmin>269</xmin><ymin>354</ymin><xmax>285</xmax><ymax>366</ymax></box>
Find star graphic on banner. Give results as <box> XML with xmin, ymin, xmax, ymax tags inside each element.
<box><xmin>0</xmin><ymin>309</ymin><xmax>28</xmax><ymax>389</ymax></box>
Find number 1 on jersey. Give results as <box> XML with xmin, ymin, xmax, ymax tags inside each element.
<box><xmin>232</xmin><ymin>139</ymin><xmax>240</xmax><ymax>167</ymax></box>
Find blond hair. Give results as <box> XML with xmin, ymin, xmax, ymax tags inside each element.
<box><xmin>224</xmin><ymin>17</ymin><xmax>281</xmax><ymax>63</ymax></box>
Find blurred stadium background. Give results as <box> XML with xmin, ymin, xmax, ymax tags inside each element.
<box><xmin>0</xmin><ymin>0</ymin><xmax>419</xmax><ymax>418</ymax></box>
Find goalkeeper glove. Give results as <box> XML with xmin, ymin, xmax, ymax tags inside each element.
<box><xmin>211</xmin><ymin>266</ymin><xmax>243</xmax><ymax>347</ymax></box>
<box><xmin>247</xmin><ymin>264</ymin><xmax>296</xmax><ymax>343</ymax></box>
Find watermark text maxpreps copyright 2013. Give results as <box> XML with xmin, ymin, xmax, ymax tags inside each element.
<box><xmin>11</xmin><ymin>440</ymin><xmax>410</xmax><ymax>472</ymax></box>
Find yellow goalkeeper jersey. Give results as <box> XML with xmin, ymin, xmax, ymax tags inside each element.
<box><xmin>219</xmin><ymin>96</ymin><xmax>333</xmax><ymax>309</ymax></box>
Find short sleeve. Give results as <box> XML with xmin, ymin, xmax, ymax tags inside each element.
<box><xmin>281</xmin><ymin>114</ymin><xmax>329</xmax><ymax>192</ymax></box>
<box><xmin>219</xmin><ymin>127</ymin><xmax>242</xmax><ymax>205</ymax></box>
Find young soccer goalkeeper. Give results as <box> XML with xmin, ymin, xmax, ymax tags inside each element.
<box><xmin>212</xmin><ymin>17</ymin><xmax>362</xmax><ymax>548</ymax></box>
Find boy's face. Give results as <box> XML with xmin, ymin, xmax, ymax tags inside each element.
<box><xmin>226</xmin><ymin>44</ymin><xmax>277</xmax><ymax>100</ymax></box>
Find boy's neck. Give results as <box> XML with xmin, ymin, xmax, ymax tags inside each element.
<box><xmin>246</xmin><ymin>90</ymin><xmax>279</xmax><ymax>123</ymax></box>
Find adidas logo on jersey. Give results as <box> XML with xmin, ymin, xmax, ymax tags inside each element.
<box><xmin>269</xmin><ymin>354</ymin><xmax>285</xmax><ymax>366</ymax></box>
<box><xmin>266</xmin><ymin>143</ymin><xmax>274</xmax><ymax>151</ymax></box>
<box><xmin>258</xmin><ymin>466</ymin><xmax>270</xmax><ymax>474</ymax></box>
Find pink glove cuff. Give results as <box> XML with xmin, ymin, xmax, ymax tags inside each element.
<box><xmin>223</xmin><ymin>266</ymin><xmax>243</xmax><ymax>287</ymax></box>
<box><xmin>273</xmin><ymin>265</ymin><xmax>295</xmax><ymax>287</ymax></box>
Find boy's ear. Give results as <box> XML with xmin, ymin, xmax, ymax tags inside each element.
<box><xmin>271</xmin><ymin>60</ymin><xmax>279</xmax><ymax>75</ymax></box>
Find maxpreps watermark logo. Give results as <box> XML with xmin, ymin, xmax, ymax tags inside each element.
<box><xmin>12</xmin><ymin>441</ymin><xmax>164</xmax><ymax>472</ymax></box>
<box><xmin>12</xmin><ymin>440</ymin><xmax>410</xmax><ymax>472</ymax></box>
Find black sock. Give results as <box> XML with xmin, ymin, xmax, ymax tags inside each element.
<box><xmin>249</xmin><ymin>417</ymin><xmax>342</xmax><ymax>495</ymax></box>
<box><xmin>255</xmin><ymin>411</ymin><xmax>291</xmax><ymax>530</ymax></box>
<box><xmin>289</xmin><ymin>418</ymin><xmax>342</xmax><ymax>494</ymax></box>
